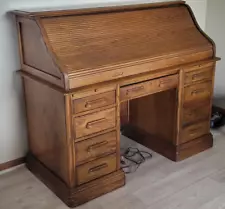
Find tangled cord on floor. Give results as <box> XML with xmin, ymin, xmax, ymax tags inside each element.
<box><xmin>120</xmin><ymin>147</ymin><xmax>152</xmax><ymax>174</ymax></box>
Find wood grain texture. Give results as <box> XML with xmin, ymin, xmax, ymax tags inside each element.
<box><xmin>184</xmin><ymin>80</ymin><xmax>212</xmax><ymax>103</ymax></box>
<box><xmin>75</xmin><ymin>131</ymin><xmax>117</xmax><ymax>165</ymax></box>
<box><xmin>11</xmin><ymin>1</ymin><xmax>186</xmax><ymax>17</ymax></box>
<box><xmin>23</xmin><ymin>77</ymin><xmax>73</xmax><ymax>187</ymax></box>
<box><xmin>120</xmin><ymin>101</ymin><xmax>129</xmax><ymax>126</ymax></box>
<box><xmin>175</xmin><ymin>69</ymin><xmax>185</xmax><ymax>145</ymax></box>
<box><xmin>26</xmin><ymin>153</ymin><xmax>125</xmax><ymax>207</ymax></box>
<box><xmin>65</xmin><ymin>94</ymin><xmax>76</xmax><ymax>187</ymax></box>
<box><xmin>129</xmin><ymin>89</ymin><xmax>178</xmax><ymax>145</ymax></box>
<box><xmin>13</xmin><ymin>1</ymin><xmax>219</xmax><ymax>207</ymax></box>
<box><xmin>182</xmin><ymin>101</ymin><xmax>211</xmax><ymax>126</ymax></box>
<box><xmin>13</xmin><ymin>2</ymin><xmax>217</xmax><ymax>89</ymax></box>
<box><xmin>74</xmin><ymin>108</ymin><xmax>116</xmax><ymax>138</ymax></box>
<box><xmin>76</xmin><ymin>153</ymin><xmax>117</xmax><ymax>185</ymax></box>
<box><xmin>177</xmin><ymin>134</ymin><xmax>213</xmax><ymax>161</ymax></box>
<box><xmin>184</xmin><ymin>66</ymin><xmax>213</xmax><ymax>85</ymax></box>
<box><xmin>181</xmin><ymin>121</ymin><xmax>210</xmax><ymax>144</ymax></box>
<box><xmin>17</xmin><ymin>18</ymin><xmax>63</xmax><ymax>85</ymax></box>
<box><xmin>72</xmin><ymin>91</ymin><xmax>116</xmax><ymax>114</ymax></box>
<box><xmin>40</xmin><ymin>5</ymin><xmax>212</xmax><ymax>73</ymax></box>
<box><xmin>120</xmin><ymin>74</ymin><xmax>178</xmax><ymax>102</ymax></box>
<box><xmin>68</xmin><ymin>50</ymin><xmax>213</xmax><ymax>89</ymax></box>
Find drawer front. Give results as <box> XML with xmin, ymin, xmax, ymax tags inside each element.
<box><xmin>157</xmin><ymin>75</ymin><xmax>178</xmax><ymax>90</ymax></box>
<box><xmin>121</xmin><ymin>81</ymin><xmax>151</xmax><ymax>101</ymax></box>
<box><xmin>181</xmin><ymin>121</ymin><xmax>209</xmax><ymax>144</ymax></box>
<box><xmin>73</xmin><ymin>91</ymin><xmax>116</xmax><ymax>114</ymax></box>
<box><xmin>183</xmin><ymin>104</ymin><xmax>211</xmax><ymax>126</ymax></box>
<box><xmin>120</xmin><ymin>74</ymin><xmax>178</xmax><ymax>101</ymax></box>
<box><xmin>184</xmin><ymin>67</ymin><xmax>213</xmax><ymax>85</ymax></box>
<box><xmin>76</xmin><ymin>154</ymin><xmax>117</xmax><ymax>185</ymax></box>
<box><xmin>184</xmin><ymin>81</ymin><xmax>212</xmax><ymax>103</ymax></box>
<box><xmin>75</xmin><ymin>131</ymin><xmax>117</xmax><ymax>165</ymax></box>
<box><xmin>74</xmin><ymin>108</ymin><xmax>116</xmax><ymax>138</ymax></box>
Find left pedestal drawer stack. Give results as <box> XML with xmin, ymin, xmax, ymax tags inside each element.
<box><xmin>71</xmin><ymin>89</ymin><xmax>120</xmax><ymax>185</ymax></box>
<box><xmin>24</xmin><ymin>78</ymin><xmax>125</xmax><ymax>207</ymax></box>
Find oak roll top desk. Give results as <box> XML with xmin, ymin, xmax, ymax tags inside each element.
<box><xmin>13</xmin><ymin>1</ymin><xmax>220</xmax><ymax>207</ymax></box>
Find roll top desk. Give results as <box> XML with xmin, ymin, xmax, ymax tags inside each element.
<box><xmin>12</xmin><ymin>1</ymin><xmax>220</xmax><ymax>207</ymax></box>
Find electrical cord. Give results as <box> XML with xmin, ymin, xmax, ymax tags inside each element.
<box><xmin>120</xmin><ymin>147</ymin><xmax>152</xmax><ymax>174</ymax></box>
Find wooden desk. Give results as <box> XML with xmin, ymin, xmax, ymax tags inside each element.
<box><xmin>12</xmin><ymin>1</ymin><xmax>220</xmax><ymax>207</ymax></box>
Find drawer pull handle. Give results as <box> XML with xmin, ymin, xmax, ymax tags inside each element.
<box><xmin>192</xmin><ymin>72</ymin><xmax>204</xmax><ymax>80</ymax></box>
<box><xmin>86</xmin><ymin>118</ymin><xmax>106</xmax><ymax>129</ymax></box>
<box><xmin>188</xmin><ymin>112</ymin><xmax>194</xmax><ymax>117</ymax></box>
<box><xmin>188</xmin><ymin>109</ymin><xmax>197</xmax><ymax>116</ymax></box>
<box><xmin>191</xmin><ymin>89</ymin><xmax>205</xmax><ymax>95</ymax></box>
<box><xmin>126</xmin><ymin>86</ymin><xmax>144</xmax><ymax>95</ymax></box>
<box><xmin>85</xmin><ymin>98</ymin><xmax>106</xmax><ymax>108</ymax></box>
<box><xmin>112</xmin><ymin>72</ymin><xmax>124</xmax><ymax>78</ymax></box>
<box><xmin>88</xmin><ymin>163</ymin><xmax>108</xmax><ymax>173</ymax></box>
<box><xmin>87</xmin><ymin>141</ymin><xmax>108</xmax><ymax>152</ymax></box>
<box><xmin>159</xmin><ymin>79</ymin><xmax>172</xmax><ymax>86</ymax></box>
<box><xmin>189</xmin><ymin>127</ymin><xmax>201</xmax><ymax>136</ymax></box>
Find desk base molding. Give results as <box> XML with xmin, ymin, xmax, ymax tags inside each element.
<box><xmin>26</xmin><ymin>154</ymin><xmax>125</xmax><ymax>207</ymax></box>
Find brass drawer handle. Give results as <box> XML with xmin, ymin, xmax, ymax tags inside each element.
<box><xmin>189</xmin><ymin>131</ymin><xmax>198</xmax><ymax>137</ymax></box>
<box><xmin>112</xmin><ymin>72</ymin><xmax>124</xmax><ymax>78</ymax></box>
<box><xmin>126</xmin><ymin>86</ymin><xmax>144</xmax><ymax>95</ymax></box>
<box><xmin>189</xmin><ymin>128</ymin><xmax>199</xmax><ymax>133</ymax></box>
<box><xmin>87</xmin><ymin>141</ymin><xmax>108</xmax><ymax>152</ymax></box>
<box><xmin>88</xmin><ymin>163</ymin><xmax>108</xmax><ymax>173</ymax></box>
<box><xmin>187</xmin><ymin>112</ymin><xmax>194</xmax><ymax>117</ymax></box>
<box><xmin>191</xmin><ymin>89</ymin><xmax>205</xmax><ymax>95</ymax></box>
<box><xmin>86</xmin><ymin>118</ymin><xmax>106</xmax><ymax>129</ymax></box>
<box><xmin>85</xmin><ymin>98</ymin><xmax>106</xmax><ymax>108</ymax></box>
<box><xmin>189</xmin><ymin>127</ymin><xmax>203</xmax><ymax>136</ymax></box>
<box><xmin>188</xmin><ymin>109</ymin><xmax>197</xmax><ymax>116</ymax></box>
<box><xmin>159</xmin><ymin>79</ymin><xmax>172</xmax><ymax>86</ymax></box>
<box><xmin>192</xmin><ymin>72</ymin><xmax>204</xmax><ymax>80</ymax></box>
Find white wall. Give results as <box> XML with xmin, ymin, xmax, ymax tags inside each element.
<box><xmin>205</xmin><ymin>0</ymin><xmax>225</xmax><ymax>100</ymax></box>
<box><xmin>0</xmin><ymin>0</ymin><xmax>207</xmax><ymax>164</ymax></box>
<box><xmin>186</xmin><ymin>0</ymin><xmax>207</xmax><ymax>30</ymax></box>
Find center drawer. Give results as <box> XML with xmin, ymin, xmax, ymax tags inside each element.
<box><xmin>76</xmin><ymin>153</ymin><xmax>117</xmax><ymax>185</ymax></box>
<box><xmin>75</xmin><ymin>131</ymin><xmax>117</xmax><ymax>165</ymax></box>
<box><xmin>120</xmin><ymin>74</ymin><xmax>178</xmax><ymax>101</ymax></box>
<box><xmin>74</xmin><ymin>108</ymin><xmax>116</xmax><ymax>138</ymax></box>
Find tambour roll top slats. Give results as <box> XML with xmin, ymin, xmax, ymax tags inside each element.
<box><xmin>39</xmin><ymin>4</ymin><xmax>213</xmax><ymax>73</ymax></box>
<box><xmin>13</xmin><ymin>1</ymin><xmax>215</xmax><ymax>89</ymax></box>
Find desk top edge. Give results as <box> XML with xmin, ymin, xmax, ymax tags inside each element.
<box><xmin>11</xmin><ymin>1</ymin><xmax>185</xmax><ymax>18</ymax></box>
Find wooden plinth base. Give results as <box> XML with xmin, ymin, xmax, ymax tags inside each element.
<box><xmin>122</xmin><ymin>125</ymin><xmax>213</xmax><ymax>162</ymax></box>
<box><xmin>26</xmin><ymin>154</ymin><xmax>125</xmax><ymax>207</ymax></box>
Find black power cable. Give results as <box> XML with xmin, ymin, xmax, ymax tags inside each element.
<box><xmin>120</xmin><ymin>147</ymin><xmax>152</xmax><ymax>174</ymax></box>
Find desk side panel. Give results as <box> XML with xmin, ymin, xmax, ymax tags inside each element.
<box><xmin>23</xmin><ymin>77</ymin><xmax>74</xmax><ymax>187</ymax></box>
<box><xmin>16</xmin><ymin>17</ymin><xmax>65</xmax><ymax>87</ymax></box>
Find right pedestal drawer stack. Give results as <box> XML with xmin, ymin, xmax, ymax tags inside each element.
<box><xmin>181</xmin><ymin>62</ymin><xmax>215</xmax><ymax>144</ymax></box>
